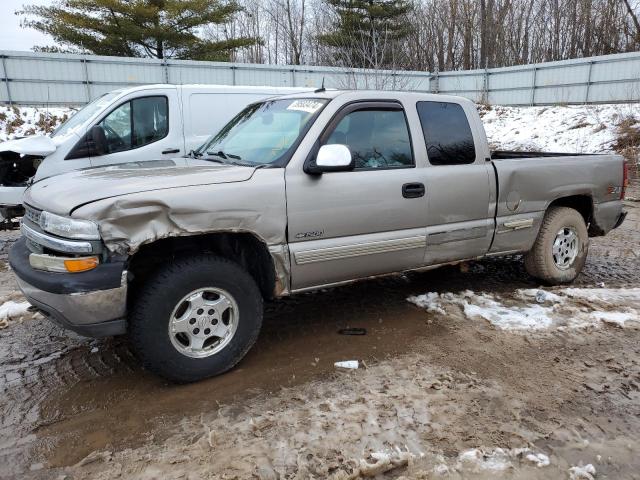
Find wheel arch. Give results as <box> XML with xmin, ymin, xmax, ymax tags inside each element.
<box><xmin>127</xmin><ymin>231</ymin><xmax>285</xmax><ymax>303</ymax></box>
<box><xmin>546</xmin><ymin>194</ymin><xmax>594</xmax><ymax>233</ymax></box>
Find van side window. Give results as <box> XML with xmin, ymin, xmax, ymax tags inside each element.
<box><xmin>416</xmin><ymin>101</ymin><xmax>476</xmax><ymax>165</ymax></box>
<box><xmin>325</xmin><ymin>108</ymin><xmax>413</xmax><ymax>170</ymax></box>
<box><xmin>98</xmin><ymin>96</ymin><xmax>168</xmax><ymax>154</ymax></box>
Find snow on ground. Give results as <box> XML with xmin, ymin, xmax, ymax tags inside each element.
<box><xmin>0</xmin><ymin>300</ymin><xmax>31</xmax><ymax>329</ymax></box>
<box><xmin>0</xmin><ymin>106</ymin><xmax>72</xmax><ymax>141</ymax></box>
<box><xmin>457</xmin><ymin>447</ymin><xmax>550</xmax><ymax>472</ymax></box>
<box><xmin>569</xmin><ymin>463</ymin><xmax>597</xmax><ymax>480</ymax></box>
<box><xmin>408</xmin><ymin>287</ymin><xmax>640</xmax><ymax>331</ymax></box>
<box><xmin>480</xmin><ymin>103</ymin><xmax>640</xmax><ymax>154</ymax></box>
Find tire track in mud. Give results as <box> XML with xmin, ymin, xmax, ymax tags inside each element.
<box><xmin>1</xmin><ymin>203</ymin><xmax>638</xmax><ymax>415</ymax></box>
<box><xmin>0</xmin><ymin>176</ymin><xmax>638</xmax><ymax>477</ymax></box>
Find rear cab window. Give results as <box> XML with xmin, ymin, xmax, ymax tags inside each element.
<box><xmin>416</xmin><ymin>101</ymin><xmax>476</xmax><ymax>165</ymax></box>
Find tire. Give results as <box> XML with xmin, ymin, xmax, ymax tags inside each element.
<box><xmin>524</xmin><ymin>206</ymin><xmax>589</xmax><ymax>284</ymax></box>
<box><xmin>129</xmin><ymin>255</ymin><xmax>263</xmax><ymax>383</ymax></box>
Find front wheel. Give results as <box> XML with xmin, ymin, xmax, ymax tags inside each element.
<box><xmin>524</xmin><ymin>206</ymin><xmax>589</xmax><ymax>284</ymax></box>
<box><xmin>129</xmin><ymin>255</ymin><xmax>263</xmax><ymax>383</ymax></box>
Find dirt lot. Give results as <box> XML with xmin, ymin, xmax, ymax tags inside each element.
<box><xmin>0</xmin><ymin>170</ymin><xmax>638</xmax><ymax>480</ymax></box>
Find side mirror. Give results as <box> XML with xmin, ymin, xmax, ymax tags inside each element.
<box><xmin>64</xmin><ymin>125</ymin><xmax>107</xmax><ymax>160</ymax></box>
<box><xmin>306</xmin><ymin>144</ymin><xmax>353</xmax><ymax>174</ymax></box>
<box><xmin>88</xmin><ymin>125</ymin><xmax>107</xmax><ymax>156</ymax></box>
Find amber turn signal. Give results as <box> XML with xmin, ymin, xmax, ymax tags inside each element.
<box><xmin>64</xmin><ymin>256</ymin><xmax>99</xmax><ymax>273</ymax></box>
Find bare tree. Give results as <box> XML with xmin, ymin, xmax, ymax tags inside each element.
<box><xmin>206</xmin><ymin>0</ymin><xmax>640</xmax><ymax>74</ymax></box>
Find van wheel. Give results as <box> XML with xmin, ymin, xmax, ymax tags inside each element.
<box><xmin>129</xmin><ymin>255</ymin><xmax>263</xmax><ymax>383</ymax></box>
<box><xmin>524</xmin><ymin>206</ymin><xmax>589</xmax><ymax>284</ymax></box>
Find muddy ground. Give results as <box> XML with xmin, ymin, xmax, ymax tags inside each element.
<box><xmin>0</xmin><ymin>171</ymin><xmax>638</xmax><ymax>479</ymax></box>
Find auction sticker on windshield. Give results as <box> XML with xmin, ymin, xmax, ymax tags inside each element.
<box><xmin>286</xmin><ymin>99</ymin><xmax>325</xmax><ymax>113</ymax></box>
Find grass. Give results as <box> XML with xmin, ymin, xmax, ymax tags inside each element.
<box><xmin>614</xmin><ymin>116</ymin><xmax>640</xmax><ymax>161</ymax></box>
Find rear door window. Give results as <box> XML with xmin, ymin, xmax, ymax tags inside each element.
<box><xmin>416</xmin><ymin>101</ymin><xmax>476</xmax><ymax>165</ymax></box>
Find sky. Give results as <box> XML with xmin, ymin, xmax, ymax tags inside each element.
<box><xmin>0</xmin><ymin>0</ymin><xmax>53</xmax><ymax>52</ymax></box>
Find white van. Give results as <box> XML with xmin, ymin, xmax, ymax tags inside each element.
<box><xmin>0</xmin><ymin>84</ymin><xmax>312</xmax><ymax>222</ymax></box>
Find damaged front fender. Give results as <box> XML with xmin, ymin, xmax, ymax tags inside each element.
<box><xmin>72</xmin><ymin>168</ymin><xmax>291</xmax><ymax>295</ymax></box>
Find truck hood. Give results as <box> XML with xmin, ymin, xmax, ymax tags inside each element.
<box><xmin>0</xmin><ymin>135</ymin><xmax>57</xmax><ymax>156</ymax></box>
<box><xmin>25</xmin><ymin>159</ymin><xmax>257</xmax><ymax>214</ymax></box>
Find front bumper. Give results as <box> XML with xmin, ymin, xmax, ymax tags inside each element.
<box><xmin>612</xmin><ymin>210</ymin><xmax>627</xmax><ymax>230</ymax></box>
<box><xmin>9</xmin><ymin>238</ymin><xmax>127</xmax><ymax>337</ymax></box>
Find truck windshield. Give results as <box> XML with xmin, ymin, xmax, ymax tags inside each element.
<box><xmin>51</xmin><ymin>92</ymin><xmax>121</xmax><ymax>138</ymax></box>
<box><xmin>197</xmin><ymin>98</ymin><xmax>328</xmax><ymax>166</ymax></box>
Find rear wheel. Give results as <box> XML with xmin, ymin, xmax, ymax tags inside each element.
<box><xmin>524</xmin><ymin>206</ymin><xmax>589</xmax><ymax>284</ymax></box>
<box><xmin>129</xmin><ymin>255</ymin><xmax>263</xmax><ymax>383</ymax></box>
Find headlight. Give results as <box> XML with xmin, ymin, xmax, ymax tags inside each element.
<box><xmin>39</xmin><ymin>211</ymin><xmax>100</xmax><ymax>240</ymax></box>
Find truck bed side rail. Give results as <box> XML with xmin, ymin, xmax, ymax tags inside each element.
<box><xmin>491</xmin><ymin>150</ymin><xmax>603</xmax><ymax>160</ymax></box>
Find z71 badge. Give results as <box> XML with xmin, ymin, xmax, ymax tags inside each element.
<box><xmin>295</xmin><ymin>230</ymin><xmax>324</xmax><ymax>239</ymax></box>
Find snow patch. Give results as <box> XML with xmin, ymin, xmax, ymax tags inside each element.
<box><xmin>0</xmin><ymin>301</ymin><xmax>31</xmax><ymax>328</ymax></box>
<box><xmin>406</xmin><ymin>291</ymin><xmax>445</xmax><ymax>314</ymax></box>
<box><xmin>457</xmin><ymin>447</ymin><xmax>550</xmax><ymax>472</ymax></box>
<box><xmin>0</xmin><ymin>300</ymin><xmax>31</xmax><ymax>320</ymax></box>
<box><xmin>409</xmin><ymin>288</ymin><xmax>640</xmax><ymax>330</ymax></box>
<box><xmin>0</xmin><ymin>106</ymin><xmax>73</xmax><ymax>142</ymax></box>
<box><xmin>569</xmin><ymin>463</ymin><xmax>596</xmax><ymax>480</ymax></box>
<box><xmin>357</xmin><ymin>448</ymin><xmax>414</xmax><ymax>477</ymax></box>
<box><xmin>481</xmin><ymin>103</ymin><xmax>640</xmax><ymax>154</ymax></box>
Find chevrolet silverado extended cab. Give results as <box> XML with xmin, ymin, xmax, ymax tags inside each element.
<box><xmin>9</xmin><ymin>90</ymin><xmax>628</xmax><ymax>382</ymax></box>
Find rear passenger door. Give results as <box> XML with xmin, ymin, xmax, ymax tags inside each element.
<box><xmin>286</xmin><ymin>101</ymin><xmax>429</xmax><ymax>290</ymax></box>
<box><xmin>417</xmin><ymin>101</ymin><xmax>495</xmax><ymax>264</ymax></box>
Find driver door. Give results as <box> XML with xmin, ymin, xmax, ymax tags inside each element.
<box><xmin>89</xmin><ymin>90</ymin><xmax>184</xmax><ymax>168</ymax></box>
<box><xmin>286</xmin><ymin>101</ymin><xmax>429</xmax><ymax>291</ymax></box>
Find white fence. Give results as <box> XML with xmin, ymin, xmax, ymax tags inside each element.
<box><xmin>1</xmin><ymin>50</ymin><xmax>640</xmax><ymax>106</ymax></box>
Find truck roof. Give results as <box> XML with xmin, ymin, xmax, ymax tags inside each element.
<box><xmin>272</xmin><ymin>89</ymin><xmax>475</xmax><ymax>106</ymax></box>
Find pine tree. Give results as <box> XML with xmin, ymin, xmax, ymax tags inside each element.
<box><xmin>319</xmin><ymin>0</ymin><xmax>412</xmax><ymax>69</ymax></box>
<box><xmin>19</xmin><ymin>0</ymin><xmax>256</xmax><ymax>61</ymax></box>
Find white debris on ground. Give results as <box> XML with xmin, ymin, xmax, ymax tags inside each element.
<box><xmin>569</xmin><ymin>463</ymin><xmax>597</xmax><ymax>480</ymax></box>
<box><xmin>0</xmin><ymin>106</ymin><xmax>73</xmax><ymax>141</ymax></box>
<box><xmin>408</xmin><ymin>288</ymin><xmax>640</xmax><ymax>331</ymax></box>
<box><xmin>480</xmin><ymin>103</ymin><xmax>640</xmax><ymax>154</ymax></box>
<box><xmin>0</xmin><ymin>300</ymin><xmax>31</xmax><ymax>329</ymax></box>
<box><xmin>334</xmin><ymin>360</ymin><xmax>359</xmax><ymax>369</ymax></box>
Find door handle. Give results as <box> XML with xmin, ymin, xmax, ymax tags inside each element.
<box><xmin>162</xmin><ymin>148</ymin><xmax>180</xmax><ymax>154</ymax></box>
<box><xmin>402</xmin><ymin>182</ymin><xmax>425</xmax><ymax>198</ymax></box>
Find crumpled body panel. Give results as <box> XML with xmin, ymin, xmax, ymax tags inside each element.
<box><xmin>73</xmin><ymin>168</ymin><xmax>287</xmax><ymax>252</ymax></box>
<box><xmin>0</xmin><ymin>135</ymin><xmax>57</xmax><ymax>156</ymax></box>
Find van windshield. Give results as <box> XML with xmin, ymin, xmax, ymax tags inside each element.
<box><xmin>51</xmin><ymin>92</ymin><xmax>121</xmax><ymax>138</ymax></box>
<box><xmin>197</xmin><ymin>98</ymin><xmax>328</xmax><ymax>166</ymax></box>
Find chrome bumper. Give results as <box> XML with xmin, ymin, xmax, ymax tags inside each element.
<box><xmin>16</xmin><ymin>273</ymin><xmax>128</xmax><ymax>337</ymax></box>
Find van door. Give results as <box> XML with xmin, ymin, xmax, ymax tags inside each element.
<box><xmin>89</xmin><ymin>89</ymin><xmax>184</xmax><ymax>168</ymax></box>
<box><xmin>416</xmin><ymin>101</ymin><xmax>495</xmax><ymax>264</ymax></box>
<box><xmin>286</xmin><ymin>101</ymin><xmax>429</xmax><ymax>291</ymax></box>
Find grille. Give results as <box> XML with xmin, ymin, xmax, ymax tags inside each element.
<box><xmin>24</xmin><ymin>203</ymin><xmax>42</xmax><ymax>225</ymax></box>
